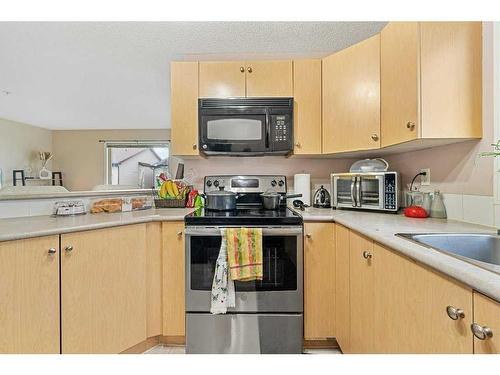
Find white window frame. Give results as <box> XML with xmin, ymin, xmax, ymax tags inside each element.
<box><xmin>103</xmin><ymin>140</ymin><xmax>170</xmax><ymax>185</ymax></box>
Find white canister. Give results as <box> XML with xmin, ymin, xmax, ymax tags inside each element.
<box><xmin>294</xmin><ymin>174</ymin><xmax>311</xmax><ymax>206</ymax></box>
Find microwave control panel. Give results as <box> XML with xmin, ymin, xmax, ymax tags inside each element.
<box><xmin>270</xmin><ymin>114</ymin><xmax>292</xmax><ymax>151</ymax></box>
<box><xmin>384</xmin><ymin>173</ymin><xmax>397</xmax><ymax>210</ymax></box>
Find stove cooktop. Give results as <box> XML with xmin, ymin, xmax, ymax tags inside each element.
<box><xmin>184</xmin><ymin>206</ymin><xmax>303</xmax><ymax>226</ymax></box>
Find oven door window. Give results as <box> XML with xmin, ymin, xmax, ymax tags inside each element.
<box><xmin>359</xmin><ymin>175</ymin><xmax>383</xmax><ymax>208</ymax></box>
<box><xmin>190</xmin><ymin>235</ymin><xmax>297</xmax><ymax>291</ymax></box>
<box><xmin>335</xmin><ymin>177</ymin><xmax>355</xmax><ymax>205</ymax></box>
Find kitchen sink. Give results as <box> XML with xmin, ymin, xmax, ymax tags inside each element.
<box><xmin>397</xmin><ymin>233</ymin><xmax>500</xmax><ymax>275</ymax></box>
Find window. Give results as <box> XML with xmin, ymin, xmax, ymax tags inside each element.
<box><xmin>104</xmin><ymin>141</ymin><xmax>169</xmax><ymax>189</ymax></box>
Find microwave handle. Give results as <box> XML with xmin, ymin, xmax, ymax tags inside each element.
<box><xmin>265</xmin><ymin>114</ymin><xmax>270</xmax><ymax>149</ymax></box>
<box><xmin>355</xmin><ymin>177</ymin><xmax>361</xmax><ymax>207</ymax></box>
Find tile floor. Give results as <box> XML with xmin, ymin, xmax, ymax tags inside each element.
<box><xmin>143</xmin><ymin>345</ymin><xmax>341</xmax><ymax>354</ymax></box>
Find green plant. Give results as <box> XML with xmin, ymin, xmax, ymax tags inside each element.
<box><xmin>479</xmin><ymin>140</ymin><xmax>500</xmax><ymax>158</ymax></box>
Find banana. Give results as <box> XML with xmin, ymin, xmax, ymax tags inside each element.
<box><xmin>159</xmin><ymin>182</ymin><xmax>168</xmax><ymax>199</ymax></box>
<box><xmin>171</xmin><ymin>182</ymin><xmax>179</xmax><ymax>197</ymax></box>
<box><xmin>166</xmin><ymin>180</ymin><xmax>176</xmax><ymax>198</ymax></box>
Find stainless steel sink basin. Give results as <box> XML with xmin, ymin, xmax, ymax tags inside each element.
<box><xmin>397</xmin><ymin>233</ymin><xmax>500</xmax><ymax>275</ymax></box>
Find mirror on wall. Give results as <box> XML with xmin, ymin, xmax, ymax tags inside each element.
<box><xmin>0</xmin><ymin>117</ymin><xmax>171</xmax><ymax>199</ymax></box>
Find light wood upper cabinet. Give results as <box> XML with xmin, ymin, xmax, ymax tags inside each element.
<box><xmin>170</xmin><ymin>61</ymin><xmax>199</xmax><ymax>156</ymax></box>
<box><xmin>381</xmin><ymin>22</ymin><xmax>482</xmax><ymax>147</ymax></box>
<box><xmin>303</xmin><ymin>222</ymin><xmax>335</xmax><ymax>340</ymax></box>
<box><xmin>245</xmin><ymin>60</ymin><xmax>293</xmax><ymax>97</ymax></box>
<box><xmin>146</xmin><ymin>223</ymin><xmax>163</xmax><ymax>338</ymax></box>
<box><xmin>374</xmin><ymin>243</ymin><xmax>473</xmax><ymax>354</ymax></box>
<box><xmin>199</xmin><ymin>61</ymin><xmax>246</xmax><ymax>98</ymax></box>
<box><xmin>380</xmin><ymin>22</ymin><xmax>419</xmax><ymax>147</ymax></box>
<box><xmin>349</xmin><ymin>230</ymin><xmax>376</xmax><ymax>353</ymax></box>
<box><xmin>61</xmin><ymin>225</ymin><xmax>147</xmax><ymax>353</ymax></box>
<box><xmin>322</xmin><ymin>34</ymin><xmax>381</xmax><ymax>154</ymax></box>
<box><xmin>0</xmin><ymin>236</ymin><xmax>60</xmax><ymax>354</ymax></box>
<box><xmin>334</xmin><ymin>224</ymin><xmax>350</xmax><ymax>353</ymax></box>
<box><xmin>293</xmin><ymin>59</ymin><xmax>322</xmax><ymax>154</ymax></box>
<box><xmin>162</xmin><ymin>221</ymin><xmax>186</xmax><ymax>338</ymax></box>
<box><xmin>473</xmin><ymin>292</ymin><xmax>500</xmax><ymax>354</ymax></box>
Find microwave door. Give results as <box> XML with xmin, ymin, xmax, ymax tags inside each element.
<box><xmin>334</xmin><ymin>176</ymin><xmax>357</xmax><ymax>207</ymax></box>
<box><xmin>358</xmin><ymin>175</ymin><xmax>384</xmax><ymax>209</ymax></box>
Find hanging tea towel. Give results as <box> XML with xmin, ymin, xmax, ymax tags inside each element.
<box><xmin>210</xmin><ymin>229</ymin><xmax>236</xmax><ymax>314</ymax></box>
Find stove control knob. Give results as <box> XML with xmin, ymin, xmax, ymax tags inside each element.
<box><xmin>206</xmin><ymin>180</ymin><xmax>212</xmax><ymax>187</ymax></box>
<box><xmin>271</xmin><ymin>180</ymin><xmax>277</xmax><ymax>187</ymax></box>
<box><xmin>278</xmin><ymin>180</ymin><xmax>284</xmax><ymax>187</ymax></box>
<box><xmin>214</xmin><ymin>180</ymin><xmax>219</xmax><ymax>187</ymax></box>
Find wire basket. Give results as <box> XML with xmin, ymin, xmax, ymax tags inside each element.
<box><xmin>152</xmin><ymin>188</ymin><xmax>187</xmax><ymax>208</ymax></box>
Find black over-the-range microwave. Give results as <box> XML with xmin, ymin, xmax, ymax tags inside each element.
<box><xmin>198</xmin><ymin>97</ymin><xmax>293</xmax><ymax>156</ymax></box>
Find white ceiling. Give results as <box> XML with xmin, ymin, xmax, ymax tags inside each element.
<box><xmin>0</xmin><ymin>22</ymin><xmax>386</xmax><ymax>130</ymax></box>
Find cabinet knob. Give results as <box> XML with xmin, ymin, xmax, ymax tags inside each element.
<box><xmin>48</xmin><ymin>247</ymin><xmax>57</xmax><ymax>255</ymax></box>
<box><xmin>371</xmin><ymin>134</ymin><xmax>379</xmax><ymax>141</ymax></box>
<box><xmin>177</xmin><ymin>231</ymin><xmax>183</xmax><ymax>237</ymax></box>
<box><xmin>406</xmin><ymin>121</ymin><xmax>416</xmax><ymax>131</ymax></box>
<box><xmin>192</xmin><ymin>143</ymin><xmax>197</xmax><ymax>150</ymax></box>
<box><xmin>295</xmin><ymin>142</ymin><xmax>301</xmax><ymax>148</ymax></box>
<box><xmin>362</xmin><ymin>251</ymin><xmax>372</xmax><ymax>259</ymax></box>
<box><xmin>305</xmin><ymin>233</ymin><xmax>312</xmax><ymax>239</ymax></box>
<box><xmin>240</xmin><ymin>66</ymin><xmax>245</xmax><ymax>73</ymax></box>
<box><xmin>446</xmin><ymin>305</ymin><xmax>465</xmax><ymax>320</ymax></box>
<box><xmin>247</xmin><ymin>66</ymin><xmax>252</xmax><ymax>73</ymax></box>
<box><xmin>64</xmin><ymin>245</ymin><xmax>74</xmax><ymax>252</ymax></box>
<box><xmin>471</xmin><ymin>323</ymin><xmax>493</xmax><ymax>340</ymax></box>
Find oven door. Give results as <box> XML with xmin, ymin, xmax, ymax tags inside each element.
<box><xmin>333</xmin><ymin>175</ymin><xmax>357</xmax><ymax>208</ymax></box>
<box><xmin>185</xmin><ymin>226</ymin><xmax>303</xmax><ymax>313</ymax></box>
<box><xmin>199</xmin><ymin>112</ymin><xmax>269</xmax><ymax>155</ymax></box>
<box><xmin>358</xmin><ymin>174</ymin><xmax>384</xmax><ymax>210</ymax></box>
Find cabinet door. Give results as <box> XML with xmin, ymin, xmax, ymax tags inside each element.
<box><xmin>245</xmin><ymin>60</ymin><xmax>293</xmax><ymax>97</ymax></box>
<box><xmin>0</xmin><ymin>236</ymin><xmax>59</xmax><ymax>354</ymax></box>
<box><xmin>374</xmin><ymin>243</ymin><xmax>473</xmax><ymax>353</ymax></box>
<box><xmin>304</xmin><ymin>223</ymin><xmax>335</xmax><ymax>340</ymax></box>
<box><xmin>380</xmin><ymin>22</ymin><xmax>419</xmax><ymax>147</ymax></box>
<box><xmin>334</xmin><ymin>224</ymin><xmax>350</xmax><ymax>352</ymax></box>
<box><xmin>322</xmin><ymin>35</ymin><xmax>380</xmax><ymax>154</ymax></box>
<box><xmin>199</xmin><ymin>61</ymin><xmax>246</xmax><ymax>98</ymax></box>
<box><xmin>61</xmin><ymin>225</ymin><xmax>147</xmax><ymax>353</ymax></box>
<box><xmin>146</xmin><ymin>223</ymin><xmax>162</xmax><ymax>337</ymax></box>
<box><xmin>293</xmin><ymin>59</ymin><xmax>322</xmax><ymax>155</ymax></box>
<box><xmin>473</xmin><ymin>292</ymin><xmax>500</xmax><ymax>354</ymax></box>
<box><xmin>349</xmin><ymin>230</ymin><xmax>375</xmax><ymax>353</ymax></box>
<box><xmin>171</xmin><ymin>62</ymin><xmax>199</xmax><ymax>156</ymax></box>
<box><xmin>162</xmin><ymin>222</ymin><xmax>185</xmax><ymax>337</ymax></box>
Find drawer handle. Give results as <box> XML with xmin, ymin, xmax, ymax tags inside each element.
<box><xmin>192</xmin><ymin>144</ymin><xmax>197</xmax><ymax>150</ymax></box>
<box><xmin>295</xmin><ymin>142</ymin><xmax>301</xmax><ymax>148</ymax></box>
<box><xmin>362</xmin><ymin>251</ymin><xmax>372</xmax><ymax>259</ymax></box>
<box><xmin>177</xmin><ymin>231</ymin><xmax>183</xmax><ymax>237</ymax></box>
<box><xmin>305</xmin><ymin>233</ymin><xmax>312</xmax><ymax>239</ymax></box>
<box><xmin>64</xmin><ymin>245</ymin><xmax>74</xmax><ymax>252</ymax></box>
<box><xmin>371</xmin><ymin>134</ymin><xmax>379</xmax><ymax>141</ymax></box>
<box><xmin>446</xmin><ymin>305</ymin><xmax>465</xmax><ymax>320</ymax></box>
<box><xmin>406</xmin><ymin>121</ymin><xmax>416</xmax><ymax>131</ymax></box>
<box><xmin>471</xmin><ymin>323</ymin><xmax>493</xmax><ymax>340</ymax></box>
<box><xmin>48</xmin><ymin>247</ymin><xmax>57</xmax><ymax>255</ymax></box>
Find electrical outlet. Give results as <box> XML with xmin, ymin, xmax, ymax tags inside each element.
<box><xmin>420</xmin><ymin>168</ymin><xmax>431</xmax><ymax>186</ymax></box>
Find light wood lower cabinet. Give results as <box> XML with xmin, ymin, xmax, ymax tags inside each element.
<box><xmin>334</xmin><ymin>224</ymin><xmax>350</xmax><ymax>352</ymax></box>
<box><xmin>348</xmin><ymin>230</ymin><xmax>376</xmax><ymax>353</ymax></box>
<box><xmin>374</xmin><ymin>243</ymin><xmax>473</xmax><ymax>353</ymax></box>
<box><xmin>473</xmin><ymin>292</ymin><xmax>500</xmax><ymax>354</ymax></box>
<box><xmin>303</xmin><ymin>223</ymin><xmax>335</xmax><ymax>340</ymax></box>
<box><xmin>0</xmin><ymin>236</ymin><xmax>60</xmax><ymax>354</ymax></box>
<box><xmin>146</xmin><ymin>222</ymin><xmax>163</xmax><ymax>337</ymax></box>
<box><xmin>162</xmin><ymin>221</ymin><xmax>185</xmax><ymax>337</ymax></box>
<box><xmin>61</xmin><ymin>224</ymin><xmax>147</xmax><ymax>353</ymax></box>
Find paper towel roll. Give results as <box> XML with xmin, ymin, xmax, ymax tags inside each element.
<box><xmin>294</xmin><ymin>174</ymin><xmax>311</xmax><ymax>206</ymax></box>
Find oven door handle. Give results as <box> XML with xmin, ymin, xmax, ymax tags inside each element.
<box><xmin>350</xmin><ymin>177</ymin><xmax>357</xmax><ymax>207</ymax></box>
<box><xmin>355</xmin><ymin>176</ymin><xmax>361</xmax><ymax>207</ymax></box>
<box><xmin>184</xmin><ymin>226</ymin><xmax>303</xmax><ymax>236</ymax></box>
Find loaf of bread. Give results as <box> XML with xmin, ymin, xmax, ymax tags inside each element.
<box><xmin>90</xmin><ymin>199</ymin><xmax>123</xmax><ymax>213</ymax></box>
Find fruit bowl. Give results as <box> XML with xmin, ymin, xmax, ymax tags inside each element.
<box><xmin>154</xmin><ymin>178</ymin><xmax>190</xmax><ymax>208</ymax></box>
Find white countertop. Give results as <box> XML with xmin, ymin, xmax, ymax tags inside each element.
<box><xmin>0</xmin><ymin>206</ymin><xmax>499</xmax><ymax>301</ymax></box>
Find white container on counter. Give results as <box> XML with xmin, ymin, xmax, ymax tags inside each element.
<box><xmin>294</xmin><ymin>173</ymin><xmax>311</xmax><ymax>206</ymax></box>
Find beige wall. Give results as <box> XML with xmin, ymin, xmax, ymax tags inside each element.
<box><xmin>0</xmin><ymin>117</ymin><xmax>53</xmax><ymax>187</ymax></box>
<box><xmin>52</xmin><ymin>129</ymin><xmax>169</xmax><ymax>191</ymax></box>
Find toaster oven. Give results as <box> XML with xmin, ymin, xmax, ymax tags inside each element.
<box><xmin>331</xmin><ymin>172</ymin><xmax>399</xmax><ymax>212</ymax></box>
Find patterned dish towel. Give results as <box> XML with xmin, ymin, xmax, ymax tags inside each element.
<box><xmin>210</xmin><ymin>229</ymin><xmax>235</xmax><ymax>314</ymax></box>
<box><xmin>226</xmin><ymin>227</ymin><xmax>263</xmax><ymax>281</ymax></box>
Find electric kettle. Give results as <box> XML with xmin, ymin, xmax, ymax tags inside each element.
<box><xmin>313</xmin><ymin>185</ymin><xmax>331</xmax><ymax>208</ymax></box>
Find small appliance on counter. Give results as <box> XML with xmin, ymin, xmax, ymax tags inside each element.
<box><xmin>331</xmin><ymin>158</ymin><xmax>399</xmax><ymax>212</ymax></box>
<box><xmin>53</xmin><ymin>200</ymin><xmax>86</xmax><ymax>216</ymax></box>
<box><xmin>313</xmin><ymin>185</ymin><xmax>331</xmax><ymax>208</ymax></box>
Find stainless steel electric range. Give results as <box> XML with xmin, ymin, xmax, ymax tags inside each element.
<box><xmin>184</xmin><ymin>175</ymin><xmax>304</xmax><ymax>354</ymax></box>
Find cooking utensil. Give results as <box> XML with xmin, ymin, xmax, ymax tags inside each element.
<box><xmin>260</xmin><ymin>192</ymin><xmax>302</xmax><ymax>210</ymax></box>
<box><xmin>203</xmin><ymin>187</ymin><xmax>238</xmax><ymax>211</ymax></box>
<box><xmin>313</xmin><ymin>185</ymin><xmax>331</xmax><ymax>208</ymax></box>
<box><xmin>292</xmin><ymin>199</ymin><xmax>308</xmax><ymax>211</ymax></box>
